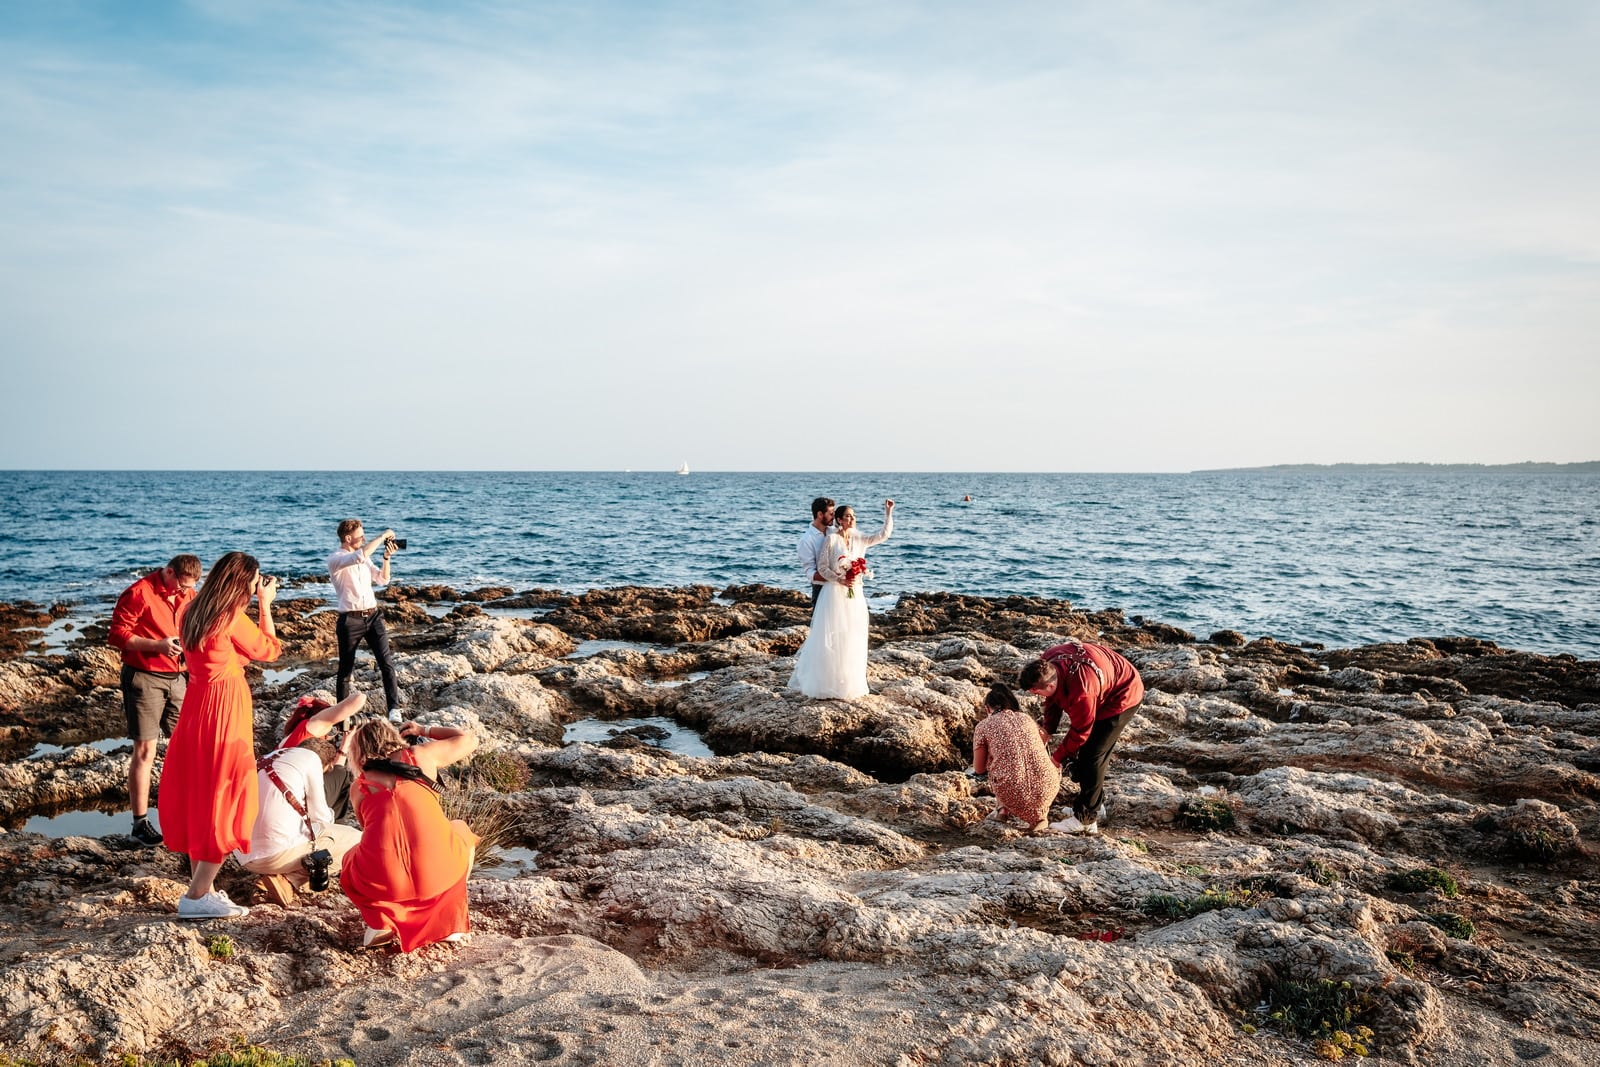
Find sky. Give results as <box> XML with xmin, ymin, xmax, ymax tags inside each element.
<box><xmin>2</xmin><ymin>0</ymin><xmax>1598</xmax><ymax>472</ymax></box>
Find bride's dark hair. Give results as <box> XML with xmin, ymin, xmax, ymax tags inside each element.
<box><xmin>984</xmin><ymin>683</ymin><xmax>1022</xmax><ymax>713</ymax></box>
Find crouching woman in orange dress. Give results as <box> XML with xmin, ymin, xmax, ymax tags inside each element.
<box><xmin>160</xmin><ymin>552</ymin><xmax>281</xmax><ymax>920</ymax></box>
<box><xmin>341</xmin><ymin>718</ymin><xmax>479</xmax><ymax>950</ymax></box>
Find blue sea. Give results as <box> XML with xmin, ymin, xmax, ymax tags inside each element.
<box><xmin>0</xmin><ymin>470</ymin><xmax>1596</xmax><ymax>659</ymax></box>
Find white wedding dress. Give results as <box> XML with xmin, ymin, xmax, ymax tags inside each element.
<box><xmin>789</xmin><ymin>517</ymin><xmax>893</xmax><ymax>699</ymax></box>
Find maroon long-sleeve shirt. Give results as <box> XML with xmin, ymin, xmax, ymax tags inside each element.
<box><xmin>1036</xmin><ymin>642</ymin><xmax>1144</xmax><ymax>763</ymax></box>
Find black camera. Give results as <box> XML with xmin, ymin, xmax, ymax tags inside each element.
<box><xmin>386</xmin><ymin>536</ymin><xmax>407</xmax><ymax>551</ymax></box>
<box><xmin>303</xmin><ymin>847</ymin><xmax>333</xmax><ymax>892</ymax></box>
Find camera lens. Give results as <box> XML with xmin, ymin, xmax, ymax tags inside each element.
<box><xmin>303</xmin><ymin>848</ymin><xmax>333</xmax><ymax>892</ymax></box>
<box><xmin>392</xmin><ymin>538</ymin><xmax>407</xmax><ymax>550</ymax></box>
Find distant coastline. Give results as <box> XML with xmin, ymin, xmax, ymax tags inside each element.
<box><xmin>1194</xmin><ymin>461</ymin><xmax>1600</xmax><ymax>474</ymax></box>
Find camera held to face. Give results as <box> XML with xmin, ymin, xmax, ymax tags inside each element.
<box><xmin>303</xmin><ymin>847</ymin><xmax>334</xmax><ymax>892</ymax></box>
<box><xmin>386</xmin><ymin>536</ymin><xmax>407</xmax><ymax>551</ymax></box>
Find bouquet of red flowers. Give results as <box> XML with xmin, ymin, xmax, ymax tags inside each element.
<box><xmin>840</xmin><ymin>556</ymin><xmax>870</xmax><ymax>597</ymax></box>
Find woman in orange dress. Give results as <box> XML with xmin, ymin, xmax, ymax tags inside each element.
<box><xmin>341</xmin><ymin>717</ymin><xmax>479</xmax><ymax>951</ymax></box>
<box><xmin>971</xmin><ymin>682</ymin><xmax>1061</xmax><ymax>833</ymax></box>
<box><xmin>160</xmin><ymin>551</ymin><xmax>280</xmax><ymax>919</ymax></box>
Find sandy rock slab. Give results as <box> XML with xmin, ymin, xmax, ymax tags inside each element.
<box><xmin>3</xmin><ymin>589</ymin><xmax>1600</xmax><ymax>1066</ymax></box>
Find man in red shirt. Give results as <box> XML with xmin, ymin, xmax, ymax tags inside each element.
<box><xmin>108</xmin><ymin>555</ymin><xmax>202</xmax><ymax>846</ymax></box>
<box><xmin>1019</xmin><ymin>641</ymin><xmax>1144</xmax><ymax>835</ymax></box>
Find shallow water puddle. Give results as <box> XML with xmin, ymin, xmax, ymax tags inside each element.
<box><xmin>260</xmin><ymin>666</ymin><xmax>307</xmax><ymax>686</ymax></box>
<box><xmin>562</xmin><ymin>715</ymin><xmax>714</xmax><ymax>758</ymax></box>
<box><xmin>640</xmin><ymin>671</ymin><xmax>710</xmax><ymax>688</ymax></box>
<box><xmin>477</xmin><ymin>846</ymin><xmax>540</xmax><ymax>880</ymax></box>
<box><xmin>569</xmin><ymin>639</ymin><xmax>668</xmax><ymax>658</ymax></box>
<box><xmin>27</xmin><ymin>737</ymin><xmax>128</xmax><ymax>760</ymax></box>
<box><xmin>17</xmin><ymin>806</ymin><xmax>130</xmax><ymax>838</ymax></box>
<box><xmin>19</xmin><ymin>612</ymin><xmax>99</xmax><ymax>657</ymax></box>
<box><xmin>480</xmin><ymin>605</ymin><xmax>554</xmax><ymax>620</ymax></box>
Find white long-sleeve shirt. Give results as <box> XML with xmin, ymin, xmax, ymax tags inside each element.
<box><xmin>327</xmin><ymin>547</ymin><xmax>383</xmax><ymax>611</ymax></box>
<box><xmin>798</xmin><ymin>525</ymin><xmax>830</xmax><ymax>590</ymax></box>
<box><xmin>237</xmin><ymin>746</ymin><xmax>335</xmax><ymax>862</ymax></box>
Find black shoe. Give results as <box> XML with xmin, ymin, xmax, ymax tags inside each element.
<box><xmin>131</xmin><ymin>816</ymin><xmax>164</xmax><ymax>847</ymax></box>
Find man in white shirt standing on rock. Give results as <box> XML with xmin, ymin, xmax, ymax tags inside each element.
<box><xmin>798</xmin><ymin>497</ymin><xmax>835</xmax><ymax>606</ymax></box>
<box><xmin>328</xmin><ymin>518</ymin><xmax>402</xmax><ymax>724</ymax></box>
<box><xmin>238</xmin><ymin>737</ymin><xmax>362</xmax><ymax>906</ymax></box>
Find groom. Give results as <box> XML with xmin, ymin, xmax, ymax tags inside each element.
<box><xmin>798</xmin><ymin>497</ymin><xmax>835</xmax><ymax>604</ymax></box>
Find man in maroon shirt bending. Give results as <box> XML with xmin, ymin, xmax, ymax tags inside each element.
<box><xmin>1019</xmin><ymin>641</ymin><xmax>1144</xmax><ymax>835</ymax></box>
<box><xmin>108</xmin><ymin>554</ymin><xmax>202</xmax><ymax>846</ymax></box>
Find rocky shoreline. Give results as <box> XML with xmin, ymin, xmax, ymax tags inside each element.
<box><xmin>0</xmin><ymin>584</ymin><xmax>1597</xmax><ymax>1066</ymax></box>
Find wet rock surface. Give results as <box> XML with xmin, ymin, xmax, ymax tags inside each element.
<box><xmin>0</xmin><ymin>586</ymin><xmax>1596</xmax><ymax>1066</ymax></box>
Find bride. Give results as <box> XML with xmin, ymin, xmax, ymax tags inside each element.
<box><xmin>789</xmin><ymin>499</ymin><xmax>895</xmax><ymax>699</ymax></box>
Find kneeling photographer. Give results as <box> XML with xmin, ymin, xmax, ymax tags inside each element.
<box><xmin>327</xmin><ymin>518</ymin><xmax>404</xmax><ymax>724</ymax></box>
<box><xmin>236</xmin><ymin>737</ymin><xmax>362</xmax><ymax>906</ymax></box>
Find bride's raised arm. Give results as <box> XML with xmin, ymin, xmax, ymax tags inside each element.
<box><xmin>856</xmin><ymin>499</ymin><xmax>895</xmax><ymax>551</ymax></box>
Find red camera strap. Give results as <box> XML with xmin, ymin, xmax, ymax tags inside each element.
<box><xmin>258</xmin><ymin>751</ymin><xmax>316</xmax><ymax>844</ymax></box>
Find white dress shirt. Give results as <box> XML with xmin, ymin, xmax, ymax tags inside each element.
<box><xmin>238</xmin><ymin>746</ymin><xmax>334</xmax><ymax>862</ymax></box>
<box><xmin>798</xmin><ymin>524</ymin><xmax>830</xmax><ymax>590</ymax></box>
<box><xmin>327</xmin><ymin>547</ymin><xmax>382</xmax><ymax>611</ymax></box>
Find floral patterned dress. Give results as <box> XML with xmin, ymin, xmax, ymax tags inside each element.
<box><xmin>972</xmin><ymin>708</ymin><xmax>1061</xmax><ymax>826</ymax></box>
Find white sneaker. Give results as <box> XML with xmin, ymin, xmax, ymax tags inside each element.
<box><xmin>1050</xmin><ymin>815</ymin><xmax>1100</xmax><ymax>835</ymax></box>
<box><xmin>387</xmin><ymin>708</ymin><xmax>404</xmax><ymax>725</ymax></box>
<box><xmin>177</xmin><ymin>890</ymin><xmax>249</xmax><ymax>920</ymax></box>
<box><xmin>362</xmin><ymin>925</ymin><xmax>397</xmax><ymax>948</ymax></box>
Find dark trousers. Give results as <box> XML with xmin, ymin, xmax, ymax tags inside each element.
<box><xmin>811</xmin><ymin>583</ymin><xmax>823</xmax><ymax>605</ymax></box>
<box><xmin>1068</xmin><ymin>706</ymin><xmax>1138</xmax><ymax>819</ymax></box>
<box><xmin>323</xmin><ymin>763</ymin><xmax>354</xmax><ymax>824</ymax></box>
<box><xmin>335</xmin><ymin>609</ymin><xmax>399</xmax><ymax>710</ymax></box>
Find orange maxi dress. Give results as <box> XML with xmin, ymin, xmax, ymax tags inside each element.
<box><xmin>158</xmin><ymin>611</ymin><xmax>281</xmax><ymax>863</ymax></box>
<box><xmin>341</xmin><ymin>748</ymin><xmax>478</xmax><ymax>952</ymax></box>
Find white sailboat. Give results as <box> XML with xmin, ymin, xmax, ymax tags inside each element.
<box><xmin>676</xmin><ymin>461</ymin><xmax>690</xmax><ymax>475</ymax></box>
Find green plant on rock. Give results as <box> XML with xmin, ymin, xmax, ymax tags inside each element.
<box><xmin>439</xmin><ymin>782</ymin><xmax>519</xmax><ymax>873</ymax></box>
<box><xmin>1178</xmin><ymin>797</ymin><xmax>1236</xmax><ymax>832</ymax></box>
<box><xmin>1506</xmin><ymin>827</ymin><xmax>1567</xmax><ymax>864</ymax></box>
<box><xmin>461</xmin><ymin>749</ymin><xmax>532</xmax><ymax>794</ymax></box>
<box><xmin>1187</xmin><ymin>888</ymin><xmax>1252</xmax><ymax>915</ymax></box>
<box><xmin>1305</xmin><ymin>860</ymin><xmax>1341</xmax><ymax>886</ymax></box>
<box><xmin>1384</xmin><ymin>949</ymin><xmax>1415</xmax><ymax>972</ymax></box>
<box><xmin>1139</xmin><ymin>893</ymin><xmax>1189</xmax><ymax>919</ymax></box>
<box><xmin>1425</xmin><ymin>912</ymin><xmax>1476</xmax><ymax>940</ymax></box>
<box><xmin>1139</xmin><ymin>887</ymin><xmax>1259</xmax><ymax>920</ymax></box>
<box><xmin>118</xmin><ymin>1037</ymin><xmax>356</xmax><ymax>1067</ymax></box>
<box><xmin>206</xmin><ymin>935</ymin><xmax>235</xmax><ymax>960</ymax></box>
<box><xmin>1267</xmin><ymin>979</ymin><xmax>1375</xmax><ymax>1043</ymax></box>
<box><xmin>1385</xmin><ymin>867</ymin><xmax>1459</xmax><ymax>898</ymax></box>
<box><xmin>1117</xmin><ymin>837</ymin><xmax>1149</xmax><ymax>853</ymax></box>
<box><xmin>1311</xmin><ymin>1027</ymin><xmax>1375</xmax><ymax>1060</ymax></box>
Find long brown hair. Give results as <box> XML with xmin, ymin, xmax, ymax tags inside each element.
<box><xmin>349</xmin><ymin>718</ymin><xmax>406</xmax><ymax>770</ymax></box>
<box><xmin>181</xmin><ymin>551</ymin><xmax>258</xmax><ymax>651</ymax></box>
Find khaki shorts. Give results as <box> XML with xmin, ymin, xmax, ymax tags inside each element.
<box><xmin>121</xmin><ymin>666</ymin><xmax>185</xmax><ymax>742</ymax></box>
